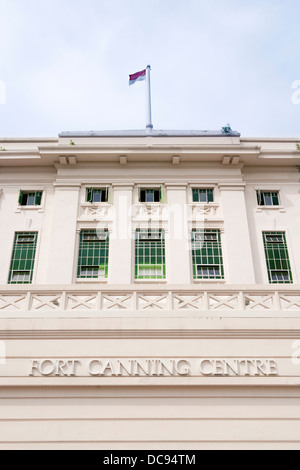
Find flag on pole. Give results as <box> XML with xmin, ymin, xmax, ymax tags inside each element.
<box><xmin>129</xmin><ymin>69</ymin><xmax>146</xmax><ymax>86</ymax></box>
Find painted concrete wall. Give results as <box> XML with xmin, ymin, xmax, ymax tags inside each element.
<box><xmin>0</xmin><ymin>315</ymin><xmax>300</xmax><ymax>449</ymax></box>
<box><xmin>0</xmin><ymin>160</ymin><xmax>299</xmax><ymax>286</ymax></box>
<box><xmin>0</xmin><ymin>134</ymin><xmax>299</xmax><ymax>449</ymax></box>
<box><xmin>1</xmin><ymin>386</ymin><xmax>300</xmax><ymax>450</ymax></box>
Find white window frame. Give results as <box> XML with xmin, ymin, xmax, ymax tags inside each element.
<box><xmin>15</xmin><ymin>188</ymin><xmax>46</xmax><ymax>214</ymax></box>
<box><xmin>255</xmin><ymin>186</ymin><xmax>285</xmax><ymax>212</ymax></box>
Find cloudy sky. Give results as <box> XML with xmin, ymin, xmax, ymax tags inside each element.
<box><xmin>0</xmin><ymin>0</ymin><xmax>299</xmax><ymax>137</ymax></box>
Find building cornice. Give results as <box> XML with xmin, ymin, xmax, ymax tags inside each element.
<box><xmin>241</xmin><ymin>137</ymin><xmax>300</xmax><ymax>143</ymax></box>
<box><xmin>0</xmin><ymin>139</ymin><xmax>299</xmax><ymax>168</ymax></box>
<box><xmin>0</xmin><ymin>328</ymin><xmax>300</xmax><ymax>340</ymax></box>
<box><xmin>1</xmin><ymin>283</ymin><xmax>300</xmax><ymax>292</ymax></box>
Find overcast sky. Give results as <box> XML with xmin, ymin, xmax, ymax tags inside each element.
<box><xmin>0</xmin><ymin>0</ymin><xmax>299</xmax><ymax>137</ymax></box>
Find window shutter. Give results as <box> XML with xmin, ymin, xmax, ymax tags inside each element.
<box><xmin>160</xmin><ymin>186</ymin><xmax>167</xmax><ymax>204</ymax></box>
<box><xmin>107</xmin><ymin>187</ymin><xmax>113</xmax><ymax>204</ymax></box>
<box><xmin>34</xmin><ymin>191</ymin><xmax>42</xmax><ymax>206</ymax></box>
<box><xmin>273</xmin><ymin>193</ymin><xmax>279</xmax><ymax>206</ymax></box>
<box><xmin>192</xmin><ymin>189</ymin><xmax>198</xmax><ymax>203</ymax></box>
<box><xmin>86</xmin><ymin>188</ymin><xmax>93</xmax><ymax>203</ymax></box>
<box><xmin>154</xmin><ymin>189</ymin><xmax>160</xmax><ymax>203</ymax></box>
<box><xmin>104</xmin><ymin>187</ymin><xmax>109</xmax><ymax>203</ymax></box>
<box><xmin>140</xmin><ymin>189</ymin><xmax>145</xmax><ymax>202</ymax></box>
<box><xmin>207</xmin><ymin>190</ymin><xmax>214</xmax><ymax>203</ymax></box>
<box><xmin>101</xmin><ymin>187</ymin><xmax>109</xmax><ymax>203</ymax></box>
<box><xmin>257</xmin><ymin>190</ymin><xmax>263</xmax><ymax>206</ymax></box>
<box><xmin>18</xmin><ymin>190</ymin><xmax>23</xmax><ymax>205</ymax></box>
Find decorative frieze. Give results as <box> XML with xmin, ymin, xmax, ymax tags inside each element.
<box><xmin>0</xmin><ymin>288</ymin><xmax>300</xmax><ymax>316</ymax></box>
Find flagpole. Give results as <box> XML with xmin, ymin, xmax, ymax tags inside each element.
<box><xmin>146</xmin><ymin>65</ymin><xmax>153</xmax><ymax>131</ymax></box>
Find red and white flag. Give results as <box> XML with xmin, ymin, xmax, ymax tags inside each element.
<box><xmin>129</xmin><ymin>69</ymin><xmax>146</xmax><ymax>86</ymax></box>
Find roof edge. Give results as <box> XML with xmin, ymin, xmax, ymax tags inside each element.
<box><xmin>58</xmin><ymin>129</ymin><xmax>241</xmax><ymax>138</ymax></box>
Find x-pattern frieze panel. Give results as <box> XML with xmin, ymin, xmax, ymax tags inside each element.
<box><xmin>80</xmin><ymin>205</ymin><xmax>113</xmax><ymax>221</ymax></box>
<box><xmin>173</xmin><ymin>294</ymin><xmax>204</xmax><ymax>310</ymax></box>
<box><xmin>102</xmin><ymin>295</ymin><xmax>133</xmax><ymax>310</ymax></box>
<box><xmin>279</xmin><ymin>295</ymin><xmax>300</xmax><ymax>310</ymax></box>
<box><xmin>31</xmin><ymin>295</ymin><xmax>63</xmax><ymax>310</ymax></box>
<box><xmin>87</xmin><ymin>207</ymin><xmax>111</xmax><ymax>217</ymax></box>
<box><xmin>66</xmin><ymin>295</ymin><xmax>98</xmax><ymax>310</ymax></box>
<box><xmin>134</xmin><ymin>205</ymin><xmax>167</xmax><ymax>220</ymax></box>
<box><xmin>0</xmin><ymin>295</ymin><xmax>27</xmax><ymax>310</ymax></box>
<box><xmin>244</xmin><ymin>295</ymin><xmax>274</xmax><ymax>310</ymax></box>
<box><xmin>138</xmin><ymin>294</ymin><xmax>169</xmax><ymax>310</ymax></box>
<box><xmin>208</xmin><ymin>294</ymin><xmax>239</xmax><ymax>310</ymax></box>
<box><xmin>192</xmin><ymin>207</ymin><xmax>211</xmax><ymax>216</ymax></box>
<box><xmin>190</xmin><ymin>204</ymin><xmax>219</xmax><ymax>219</ymax></box>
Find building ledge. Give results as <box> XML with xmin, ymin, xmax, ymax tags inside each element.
<box><xmin>0</xmin><ymin>286</ymin><xmax>299</xmax><ymax>318</ymax></box>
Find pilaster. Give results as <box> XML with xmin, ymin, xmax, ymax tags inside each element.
<box><xmin>47</xmin><ymin>183</ymin><xmax>81</xmax><ymax>284</ymax></box>
<box><xmin>219</xmin><ymin>183</ymin><xmax>256</xmax><ymax>284</ymax></box>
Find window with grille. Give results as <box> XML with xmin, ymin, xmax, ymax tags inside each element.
<box><xmin>192</xmin><ymin>189</ymin><xmax>214</xmax><ymax>203</ymax></box>
<box><xmin>8</xmin><ymin>232</ymin><xmax>38</xmax><ymax>284</ymax></box>
<box><xmin>191</xmin><ymin>229</ymin><xmax>224</xmax><ymax>280</ymax></box>
<box><xmin>263</xmin><ymin>231</ymin><xmax>293</xmax><ymax>284</ymax></box>
<box><xmin>257</xmin><ymin>191</ymin><xmax>279</xmax><ymax>206</ymax></box>
<box><xmin>135</xmin><ymin>229</ymin><xmax>166</xmax><ymax>279</ymax></box>
<box><xmin>86</xmin><ymin>188</ymin><xmax>109</xmax><ymax>203</ymax></box>
<box><xmin>77</xmin><ymin>229</ymin><xmax>109</xmax><ymax>279</ymax></box>
<box><xmin>18</xmin><ymin>190</ymin><xmax>42</xmax><ymax>206</ymax></box>
<box><xmin>139</xmin><ymin>188</ymin><xmax>161</xmax><ymax>203</ymax></box>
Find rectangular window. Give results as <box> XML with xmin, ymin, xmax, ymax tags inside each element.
<box><xmin>263</xmin><ymin>231</ymin><xmax>293</xmax><ymax>284</ymax></box>
<box><xmin>135</xmin><ymin>229</ymin><xmax>166</xmax><ymax>279</ymax></box>
<box><xmin>8</xmin><ymin>232</ymin><xmax>38</xmax><ymax>284</ymax></box>
<box><xmin>139</xmin><ymin>188</ymin><xmax>161</xmax><ymax>203</ymax></box>
<box><xmin>192</xmin><ymin>189</ymin><xmax>214</xmax><ymax>203</ymax></box>
<box><xmin>86</xmin><ymin>188</ymin><xmax>109</xmax><ymax>203</ymax></box>
<box><xmin>77</xmin><ymin>229</ymin><xmax>109</xmax><ymax>279</ymax></box>
<box><xmin>191</xmin><ymin>229</ymin><xmax>224</xmax><ymax>280</ymax></box>
<box><xmin>18</xmin><ymin>190</ymin><xmax>42</xmax><ymax>206</ymax></box>
<box><xmin>257</xmin><ymin>191</ymin><xmax>279</xmax><ymax>206</ymax></box>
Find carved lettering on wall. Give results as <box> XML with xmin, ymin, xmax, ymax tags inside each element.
<box><xmin>29</xmin><ymin>358</ymin><xmax>279</xmax><ymax>377</ymax></box>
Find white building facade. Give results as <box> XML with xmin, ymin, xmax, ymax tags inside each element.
<box><xmin>0</xmin><ymin>130</ymin><xmax>300</xmax><ymax>449</ymax></box>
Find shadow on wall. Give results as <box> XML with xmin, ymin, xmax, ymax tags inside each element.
<box><xmin>0</xmin><ymin>189</ymin><xmax>4</xmax><ymax>211</ymax></box>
